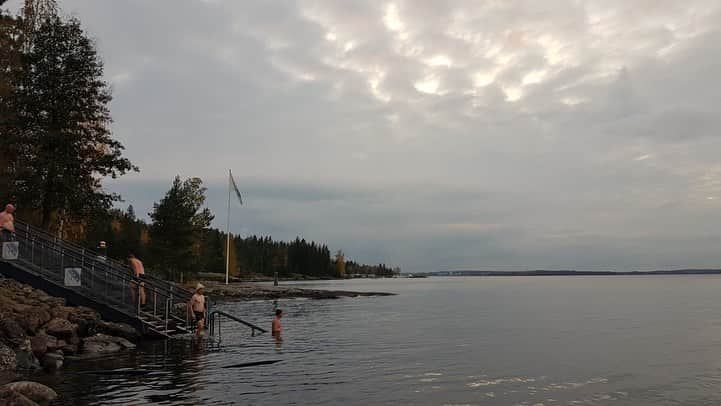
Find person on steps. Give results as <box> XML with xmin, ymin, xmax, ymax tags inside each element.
<box><xmin>189</xmin><ymin>284</ymin><xmax>206</xmax><ymax>335</ymax></box>
<box><xmin>127</xmin><ymin>253</ymin><xmax>146</xmax><ymax>307</ymax></box>
<box><xmin>0</xmin><ymin>204</ymin><xmax>16</xmax><ymax>242</ymax></box>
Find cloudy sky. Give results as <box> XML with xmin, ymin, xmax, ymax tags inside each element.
<box><xmin>6</xmin><ymin>0</ymin><xmax>721</xmax><ymax>271</ymax></box>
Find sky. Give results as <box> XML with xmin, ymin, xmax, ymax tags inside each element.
<box><xmin>5</xmin><ymin>0</ymin><xmax>721</xmax><ymax>272</ymax></box>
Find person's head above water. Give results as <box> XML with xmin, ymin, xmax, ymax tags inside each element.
<box><xmin>127</xmin><ymin>252</ymin><xmax>135</xmax><ymax>259</ymax></box>
<box><xmin>196</xmin><ymin>283</ymin><xmax>205</xmax><ymax>293</ymax></box>
<box><xmin>5</xmin><ymin>204</ymin><xmax>15</xmax><ymax>213</ymax></box>
<box><xmin>275</xmin><ymin>309</ymin><xmax>283</xmax><ymax>318</ymax></box>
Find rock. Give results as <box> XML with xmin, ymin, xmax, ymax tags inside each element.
<box><xmin>18</xmin><ymin>309</ymin><xmax>51</xmax><ymax>335</ymax></box>
<box><xmin>81</xmin><ymin>334</ymin><xmax>136</xmax><ymax>355</ymax></box>
<box><xmin>0</xmin><ymin>343</ymin><xmax>16</xmax><ymax>371</ymax></box>
<box><xmin>0</xmin><ymin>387</ymin><xmax>37</xmax><ymax>406</ymax></box>
<box><xmin>40</xmin><ymin>352</ymin><xmax>63</xmax><ymax>372</ymax></box>
<box><xmin>2</xmin><ymin>381</ymin><xmax>57</xmax><ymax>403</ymax></box>
<box><xmin>29</xmin><ymin>336</ymin><xmax>47</xmax><ymax>360</ymax></box>
<box><xmin>49</xmin><ymin>307</ymin><xmax>72</xmax><ymax>321</ymax></box>
<box><xmin>0</xmin><ymin>318</ymin><xmax>26</xmax><ymax>347</ymax></box>
<box><xmin>43</xmin><ymin>337</ymin><xmax>59</xmax><ymax>352</ymax></box>
<box><xmin>14</xmin><ymin>350</ymin><xmax>40</xmax><ymax>371</ymax></box>
<box><xmin>44</xmin><ymin>319</ymin><xmax>76</xmax><ymax>338</ymax></box>
<box><xmin>0</xmin><ymin>370</ymin><xmax>18</xmax><ymax>386</ymax></box>
<box><xmin>59</xmin><ymin>344</ymin><xmax>77</xmax><ymax>356</ymax></box>
<box><xmin>97</xmin><ymin>321</ymin><xmax>141</xmax><ymax>342</ymax></box>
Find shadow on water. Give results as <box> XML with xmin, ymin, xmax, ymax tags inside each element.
<box><xmin>31</xmin><ymin>333</ymin><xmax>278</xmax><ymax>406</ymax></box>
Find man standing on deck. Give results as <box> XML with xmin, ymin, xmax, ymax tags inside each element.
<box><xmin>128</xmin><ymin>253</ymin><xmax>146</xmax><ymax>307</ymax></box>
<box><xmin>0</xmin><ymin>204</ymin><xmax>16</xmax><ymax>242</ymax></box>
<box><xmin>189</xmin><ymin>284</ymin><xmax>206</xmax><ymax>335</ymax></box>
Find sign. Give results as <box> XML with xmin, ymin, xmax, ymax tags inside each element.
<box><xmin>64</xmin><ymin>268</ymin><xmax>82</xmax><ymax>287</ymax></box>
<box><xmin>2</xmin><ymin>241</ymin><xmax>19</xmax><ymax>260</ymax></box>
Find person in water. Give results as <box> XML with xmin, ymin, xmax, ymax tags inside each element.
<box><xmin>189</xmin><ymin>284</ymin><xmax>206</xmax><ymax>334</ymax></box>
<box><xmin>272</xmin><ymin>309</ymin><xmax>283</xmax><ymax>339</ymax></box>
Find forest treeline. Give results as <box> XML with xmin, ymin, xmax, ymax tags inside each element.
<box><xmin>0</xmin><ymin>1</ymin><xmax>398</xmax><ymax>281</ymax></box>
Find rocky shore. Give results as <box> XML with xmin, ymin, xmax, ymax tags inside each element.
<box><xmin>202</xmin><ymin>281</ymin><xmax>396</xmax><ymax>301</ymax></box>
<box><xmin>0</xmin><ymin>276</ymin><xmax>141</xmax><ymax>405</ymax></box>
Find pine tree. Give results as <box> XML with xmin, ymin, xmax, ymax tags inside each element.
<box><xmin>3</xmin><ymin>15</ymin><xmax>136</xmax><ymax>230</ymax></box>
<box><xmin>149</xmin><ymin>176</ymin><xmax>213</xmax><ymax>281</ymax></box>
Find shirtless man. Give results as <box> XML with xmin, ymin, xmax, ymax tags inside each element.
<box><xmin>189</xmin><ymin>284</ymin><xmax>206</xmax><ymax>334</ymax></box>
<box><xmin>127</xmin><ymin>253</ymin><xmax>146</xmax><ymax>306</ymax></box>
<box><xmin>272</xmin><ymin>309</ymin><xmax>283</xmax><ymax>339</ymax></box>
<box><xmin>0</xmin><ymin>204</ymin><xmax>15</xmax><ymax>242</ymax></box>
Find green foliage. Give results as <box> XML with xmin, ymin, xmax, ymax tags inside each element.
<box><xmin>149</xmin><ymin>176</ymin><xmax>214</xmax><ymax>281</ymax></box>
<box><xmin>1</xmin><ymin>14</ymin><xmax>136</xmax><ymax>229</ymax></box>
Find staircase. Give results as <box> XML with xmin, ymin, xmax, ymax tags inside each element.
<box><xmin>0</xmin><ymin>219</ymin><xmax>197</xmax><ymax>338</ymax></box>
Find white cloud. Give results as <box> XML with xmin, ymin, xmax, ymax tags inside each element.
<box><xmin>20</xmin><ymin>0</ymin><xmax>721</xmax><ymax>271</ymax></box>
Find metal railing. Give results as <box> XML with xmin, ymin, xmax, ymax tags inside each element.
<box><xmin>5</xmin><ymin>219</ymin><xmax>196</xmax><ymax>336</ymax></box>
<box><xmin>208</xmin><ymin>310</ymin><xmax>267</xmax><ymax>340</ymax></box>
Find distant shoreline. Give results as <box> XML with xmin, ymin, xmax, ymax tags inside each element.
<box><xmin>413</xmin><ymin>269</ymin><xmax>721</xmax><ymax>277</ymax></box>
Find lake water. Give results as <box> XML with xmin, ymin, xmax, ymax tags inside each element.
<box><xmin>31</xmin><ymin>276</ymin><xmax>721</xmax><ymax>405</ymax></box>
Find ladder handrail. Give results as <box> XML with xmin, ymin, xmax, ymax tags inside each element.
<box><xmin>209</xmin><ymin>310</ymin><xmax>267</xmax><ymax>336</ymax></box>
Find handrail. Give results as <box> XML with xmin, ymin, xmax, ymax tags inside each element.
<box><xmin>14</xmin><ymin>219</ymin><xmax>194</xmax><ymax>301</ymax></box>
<box><xmin>208</xmin><ymin>310</ymin><xmax>267</xmax><ymax>338</ymax></box>
<box><xmin>5</xmin><ymin>219</ymin><xmax>197</xmax><ymax>337</ymax></box>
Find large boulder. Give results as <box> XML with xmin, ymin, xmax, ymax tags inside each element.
<box><xmin>43</xmin><ymin>336</ymin><xmax>60</xmax><ymax>352</ymax></box>
<box><xmin>14</xmin><ymin>350</ymin><xmax>39</xmax><ymax>371</ymax></box>
<box><xmin>81</xmin><ymin>334</ymin><xmax>136</xmax><ymax>355</ymax></box>
<box><xmin>29</xmin><ymin>336</ymin><xmax>47</xmax><ymax>360</ymax></box>
<box><xmin>1</xmin><ymin>381</ymin><xmax>57</xmax><ymax>404</ymax></box>
<box><xmin>0</xmin><ymin>342</ymin><xmax>16</xmax><ymax>371</ymax></box>
<box><xmin>49</xmin><ymin>307</ymin><xmax>72</xmax><ymax>321</ymax></box>
<box><xmin>18</xmin><ymin>309</ymin><xmax>51</xmax><ymax>334</ymax></box>
<box><xmin>0</xmin><ymin>387</ymin><xmax>37</xmax><ymax>406</ymax></box>
<box><xmin>0</xmin><ymin>318</ymin><xmax>26</xmax><ymax>347</ymax></box>
<box><xmin>97</xmin><ymin>321</ymin><xmax>141</xmax><ymax>342</ymax></box>
<box><xmin>40</xmin><ymin>352</ymin><xmax>63</xmax><ymax>372</ymax></box>
<box><xmin>44</xmin><ymin>319</ymin><xmax>76</xmax><ymax>339</ymax></box>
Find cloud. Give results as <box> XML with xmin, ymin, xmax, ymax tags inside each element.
<box><xmin>4</xmin><ymin>0</ymin><xmax>721</xmax><ymax>271</ymax></box>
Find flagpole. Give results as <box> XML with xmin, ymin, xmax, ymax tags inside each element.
<box><xmin>225</xmin><ymin>169</ymin><xmax>231</xmax><ymax>285</ymax></box>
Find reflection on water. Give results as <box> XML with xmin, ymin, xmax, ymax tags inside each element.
<box><xmin>20</xmin><ymin>277</ymin><xmax>721</xmax><ymax>405</ymax></box>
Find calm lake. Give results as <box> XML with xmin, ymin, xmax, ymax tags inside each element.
<box><xmin>31</xmin><ymin>276</ymin><xmax>721</xmax><ymax>405</ymax></box>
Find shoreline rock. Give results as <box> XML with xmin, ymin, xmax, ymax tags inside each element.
<box><xmin>202</xmin><ymin>281</ymin><xmax>396</xmax><ymax>301</ymax></box>
<box><xmin>0</xmin><ymin>276</ymin><xmax>140</xmax><ymax>376</ymax></box>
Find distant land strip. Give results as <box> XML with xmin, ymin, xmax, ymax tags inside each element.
<box><xmin>420</xmin><ymin>269</ymin><xmax>721</xmax><ymax>277</ymax></box>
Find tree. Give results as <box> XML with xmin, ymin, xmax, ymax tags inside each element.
<box><xmin>149</xmin><ymin>176</ymin><xmax>214</xmax><ymax>281</ymax></box>
<box><xmin>2</xmin><ymin>15</ymin><xmax>136</xmax><ymax>232</ymax></box>
<box><xmin>0</xmin><ymin>5</ymin><xmax>24</xmax><ymax>198</ymax></box>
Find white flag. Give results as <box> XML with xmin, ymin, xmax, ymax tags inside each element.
<box><xmin>230</xmin><ymin>170</ymin><xmax>243</xmax><ymax>205</ymax></box>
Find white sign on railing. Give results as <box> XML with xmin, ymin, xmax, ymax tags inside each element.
<box><xmin>2</xmin><ymin>242</ymin><xmax>19</xmax><ymax>260</ymax></box>
<box><xmin>64</xmin><ymin>268</ymin><xmax>82</xmax><ymax>287</ymax></box>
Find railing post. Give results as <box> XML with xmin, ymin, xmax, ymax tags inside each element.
<box><xmin>136</xmin><ymin>281</ymin><xmax>141</xmax><ymax>315</ymax></box>
<box><xmin>59</xmin><ymin>248</ymin><xmax>64</xmax><ymax>278</ymax></box>
<box><xmin>164</xmin><ymin>298</ymin><xmax>170</xmax><ymax>333</ymax></box>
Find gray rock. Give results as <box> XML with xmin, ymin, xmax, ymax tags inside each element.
<box><xmin>40</xmin><ymin>352</ymin><xmax>63</xmax><ymax>372</ymax></box>
<box><xmin>14</xmin><ymin>350</ymin><xmax>40</xmax><ymax>371</ymax></box>
<box><xmin>0</xmin><ymin>318</ymin><xmax>26</xmax><ymax>347</ymax></box>
<box><xmin>81</xmin><ymin>334</ymin><xmax>136</xmax><ymax>355</ymax></box>
<box><xmin>2</xmin><ymin>381</ymin><xmax>57</xmax><ymax>403</ymax></box>
<box><xmin>0</xmin><ymin>387</ymin><xmax>37</xmax><ymax>406</ymax></box>
<box><xmin>97</xmin><ymin>321</ymin><xmax>141</xmax><ymax>342</ymax></box>
<box><xmin>0</xmin><ymin>342</ymin><xmax>16</xmax><ymax>371</ymax></box>
<box><xmin>44</xmin><ymin>319</ymin><xmax>76</xmax><ymax>338</ymax></box>
<box><xmin>29</xmin><ymin>336</ymin><xmax>47</xmax><ymax>360</ymax></box>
